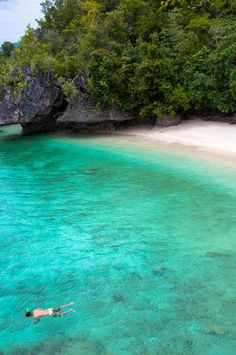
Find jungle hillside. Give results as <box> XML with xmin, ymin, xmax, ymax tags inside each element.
<box><xmin>0</xmin><ymin>0</ymin><xmax>236</xmax><ymax>120</ymax></box>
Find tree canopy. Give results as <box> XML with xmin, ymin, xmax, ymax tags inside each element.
<box><xmin>0</xmin><ymin>42</ymin><xmax>15</xmax><ymax>58</ymax></box>
<box><xmin>0</xmin><ymin>0</ymin><xmax>236</xmax><ymax>116</ymax></box>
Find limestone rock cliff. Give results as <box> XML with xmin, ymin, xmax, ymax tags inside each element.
<box><xmin>0</xmin><ymin>70</ymin><xmax>135</xmax><ymax>133</ymax></box>
<box><xmin>58</xmin><ymin>73</ymin><xmax>136</xmax><ymax>131</ymax></box>
<box><xmin>155</xmin><ymin>114</ymin><xmax>182</xmax><ymax>127</ymax></box>
<box><xmin>0</xmin><ymin>92</ymin><xmax>20</xmax><ymax>125</ymax></box>
<box><xmin>1</xmin><ymin>69</ymin><xmax>235</xmax><ymax>135</ymax></box>
<box><xmin>0</xmin><ymin>68</ymin><xmax>66</xmax><ymax>134</ymax></box>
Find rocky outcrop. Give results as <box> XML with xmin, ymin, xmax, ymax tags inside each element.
<box><xmin>0</xmin><ymin>70</ymin><xmax>135</xmax><ymax>133</ymax></box>
<box><xmin>1</xmin><ymin>67</ymin><xmax>235</xmax><ymax>135</ymax></box>
<box><xmin>155</xmin><ymin>114</ymin><xmax>182</xmax><ymax>127</ymax></box>
<box><xmin>58</xmin><ymin>73</ymin><xmax>135</xmax><ymax>131</ymax></box>
<box><xmin>155</xmin><ymin>111</ymin><xmax>236</xmax><ymax>127</ymax></box>
<box><xmin>59</xmin><ymin>101</ymin><xmax>135</xmax><ymax>131</ymax></box>
<box><xmin>187</xmin><ymin>112</ymin><xmax>236</xmax><ymax>124</ymax></box>
<box><xmin>0</xmin><ymin>93</ymin><xmax>20</xmax><ymax>125</ymax></box>
<box><xmin>0</xmin><ymin>68</ymin><xmax>66</xmax><ymax>134</ymax></box>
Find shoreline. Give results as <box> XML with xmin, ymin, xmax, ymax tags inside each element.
<box><xmin>2</xmin><ymin>119</ymin><xmax>236</xmax><ymax>168</ymax></box>
<box><xmin>111</xmin><ymin>119</ymin><xmax>236</xmax><ymax>168</ymax></box>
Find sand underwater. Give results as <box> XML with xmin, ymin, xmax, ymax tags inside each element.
<box><xmin>1</xmin><ymin>125</ymin><xmax>236</xmax><ymax>355</ymax></box>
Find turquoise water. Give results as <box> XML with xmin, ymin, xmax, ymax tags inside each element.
<box><xmin>1</xmin><ymin>125</ymin><xmax>236</xmax><ymax>355</ymax></box>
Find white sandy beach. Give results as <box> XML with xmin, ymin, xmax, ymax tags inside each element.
<box><xmin>115</xmin><ymin>119</ymin><xmax>236</xmax><ymax>161</ymax></box>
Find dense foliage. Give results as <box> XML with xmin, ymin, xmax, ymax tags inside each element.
<box><xmin>1</xmin><ymin>0</ymin><xmax>236</xmax><ymax>117</ymax></box>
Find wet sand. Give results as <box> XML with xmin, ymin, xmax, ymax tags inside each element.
<box><xmin>112</xmin><ymin>119</ymin><xmax>236</xmax><ymax>168</ymax></box>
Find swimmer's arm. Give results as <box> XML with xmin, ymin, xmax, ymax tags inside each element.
<box><xmin>33</xmin><ymin>317</ymin><xmax>40</xmax><ymax>324</ymax></box>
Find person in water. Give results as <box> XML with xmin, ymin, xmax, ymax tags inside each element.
<box><xmin>25</xmin><ymin>302</ymin><xmax>75</xmax><ymax>323</ymax></box>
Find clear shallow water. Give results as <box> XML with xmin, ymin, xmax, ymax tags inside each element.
<box><xmin>1</xmin><ymin>126</ymin><xmax>236</xmax><ymax>355</ymax></box>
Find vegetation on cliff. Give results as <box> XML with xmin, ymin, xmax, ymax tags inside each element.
<box><xmin>0</xmin><ymin>0</ymin><xmax>236</xmax><ymax>119</ymax></box>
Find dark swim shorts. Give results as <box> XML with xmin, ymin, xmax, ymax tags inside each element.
<box><xmin>52</xmin><ymin>307</ymin><xmax>61</xmax><ymax>317</ymax></box>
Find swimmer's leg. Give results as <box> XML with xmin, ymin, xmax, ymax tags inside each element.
<box><xmin>60</xmin><ymin>309</ymin><xmax>76</xmax><ymax>316</ymax></box>
<box><xmin>59</xmin><ymin>302</ymin><xmax>75</xmax><ymax>310</ymax></box>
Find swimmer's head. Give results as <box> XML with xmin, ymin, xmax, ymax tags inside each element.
<box><xmin>25</xmin><ymin>311</ymin><xmax>32</xmax><ymax>317</ymax></box>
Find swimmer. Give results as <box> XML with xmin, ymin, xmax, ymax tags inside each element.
<box><xmin>26</xmin><ymin>302</ymin><xmax>76</xmax><ymax>323</ymax></box>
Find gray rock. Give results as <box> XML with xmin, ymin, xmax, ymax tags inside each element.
<box><xmin>156</xmin><ymin>114</ymin><xmax>182</xmax><ymax>127</ymax></box>
<box><xmin>152</xmin><ymin>266</ymin><xmax>166</xmax><ymax>276</ymax></box>
<box><xmin>185</xmin><ymin>339</ymin><xmax>194</xmax><ymax>346</ymax></box>
<box><xmin>188</xmin><ymin>112</ymin><xmax>236</xmax><ymax>124</ymax></box>
<box><xmin>112</xmin><ymin>293</ymin><xmax>125</xmax><ymax>303</ymax></box>
<box><xmin>58</xmin><ymin>72</ymin><xmax>135</xmax><ymax>130</ymax></box>
<box><xmin>0</xmin><ymin>69</ymin><xmax>134</xmax><ymax>134</ymax></box>
<box><xmin>60</xmin><ymin>100</ymin><xmax>134</xmax><ymax>125</ymax></box>
<box><xmin>203</xmin><ymin>325</ymin><xmax>229</xmax><ymax>337</ymax></box>
<box><xmin>0</xmin><ymin>92</ymin><xmax>20</xmax><ymax>125</ymax></box>
<box><xmin>0</xmin><ymin>68</ymin><xmax>66</xmax><ymax>134</ymax></box>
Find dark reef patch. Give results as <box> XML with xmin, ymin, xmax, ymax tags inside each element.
<box><xmin>112</xmin><ymin>293</ymin><xmax>125</xmax><ymax>303</ymax></box>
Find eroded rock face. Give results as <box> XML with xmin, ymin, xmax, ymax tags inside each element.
<box><xmin>0</xmin><ymin>68</ymin><xmax>66</xmax><ymax>134</ymax></box>
<box><xmin>156</xmin><ymin>114</ymin><xmax>182</xmax><ymax>127</ymax></box>
<box><xmin>58</xmin><ymin>73</ymin><xmax>135</xmax><ymax>131</ymax></box>
<box><xmin>1</xmin><ymin>67</ymin><xmax>236</xmax><ymax>134</ymax></box>
<box><xmin>0</xmin><ymin>93</ymin><xmax>20</xmax><ymax>125</ymax></box>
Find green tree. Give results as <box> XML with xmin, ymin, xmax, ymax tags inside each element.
<box><xmin>1</xmin><ymin>42</ymin><xmax>15</xmax><ymax>58</ymax></box>
<box><xmin>0</xmin><ymin>0</ymin><xmax>235</xmax><ymax>118</ymax></box>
